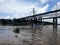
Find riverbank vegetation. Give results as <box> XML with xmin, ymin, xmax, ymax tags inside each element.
<box><xmin>0</xmin><ymin>18</ymin><xmax>53</xmax><ymax>26</ymax></box>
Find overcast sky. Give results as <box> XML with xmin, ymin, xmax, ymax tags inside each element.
<box><xmin>0</xmin><ymin>0</ymin><xmax>60</xmax><ymax>23</ymax></box>
<box><xmin>0</xmin><ymin>0</ymin><xmax>60</xmax><ymax>19</ymax></box>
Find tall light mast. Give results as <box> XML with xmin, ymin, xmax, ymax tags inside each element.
<box><xmin>33</xmin><ymin>8</ymin><xmax>35</xmax><ymax>15</ymax></box>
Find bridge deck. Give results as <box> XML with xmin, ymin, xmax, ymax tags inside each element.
<box><xmin>20</xmin><ymin>9</ymin><xmax>60</xmax><ymax>19</ymax></box>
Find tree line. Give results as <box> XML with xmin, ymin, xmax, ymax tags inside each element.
<box><xmin>0</xmin><ymin>18</ymin><xmax>38</xmax><ymax>26</ymax></box>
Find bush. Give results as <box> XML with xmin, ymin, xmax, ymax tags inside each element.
<box><xmin>13</xmin><ymin>28</ymin><xmax>20</xmax><ymax>34</ymax></box>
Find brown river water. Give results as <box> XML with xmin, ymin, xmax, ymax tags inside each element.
<box><xmin>0</xmin><ymin>25</ymin><xmax>60</xmax><ymax>45</ymax></box>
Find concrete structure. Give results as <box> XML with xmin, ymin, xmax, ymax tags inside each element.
<box><xmin>20</xmin><ymin>9</ymin><xmax>60</xmax><ymax>27</ymax></box>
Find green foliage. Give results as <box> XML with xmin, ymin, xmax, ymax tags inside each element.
<box><xmin>13</xmin><ymin>28</ymin><xmax>20</xmax><ymax>34</ymax></box>
<box><xmin>0</xmin><ymin>19</ymin><xmax>12</xmax><ymax>25</ymax></box>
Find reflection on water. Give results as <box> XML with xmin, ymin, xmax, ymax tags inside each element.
<box><xmin>49</xmin><ymin>26</ymin><xmax>58</xmax><ymax>45</ymax></box>
<box><xmin>0</xmin><ymin>26</ymin><xmax>60</xmax><ymax>45</ymax></box>
<box><xmin>52</xmin><ymin>27</ymin><xmax>58</xmax><ymax>45</ymax></box>
<box><xmin>31</xmin><ymin>26</ymin><xmax>43</xmax><ymax>45</ymax></box>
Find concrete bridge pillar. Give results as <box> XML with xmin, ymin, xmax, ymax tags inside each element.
<box><xmin>38</xmin><ymin>17</ymin><xmax>42</xmax><ymax>25</ymax></box>
<box><xmin>32</xmin><ymin>17</ymin><xmax>37</xmax><ymax>27</ymax></box>
<box><xmin>32</xmin><ymin>17</ymin><xmax>42</xmax><ymax>27</ymax></box>
<box><xmin>53</xmin><ymin>17</ymin><xmax>57</xmax><ymax>27</ymax></box>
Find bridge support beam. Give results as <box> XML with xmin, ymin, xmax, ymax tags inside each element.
<box><xmin>53</xmin><ymin>17</ymin><xmax>57</xmax><ymax>28</ymax></box>
<box><xmin>32</xmin><ymin>17</ymin><xmax>38</xmax><ymax>27</ymax></box>
<box><xmin>38</xmin><ymin>17</ymin><xmax>42</xmax><ymax>25</ymax></box>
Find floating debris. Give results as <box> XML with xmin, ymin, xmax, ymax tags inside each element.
<box><xmin>15</xmin><ymin>35</ymin><xmax>18</xmax><ymax>37</ymax></box>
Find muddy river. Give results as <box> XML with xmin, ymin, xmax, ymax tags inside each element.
<box><xmin>0</xmin><ymin>25</ymin><xmax>60</xmax><ymax>45</ymax></box>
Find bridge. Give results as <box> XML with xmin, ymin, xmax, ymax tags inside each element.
<box><xmin>20</xmin><ymin>9</ymin><xmax>60</xmax><ymax>27</ymax></box>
